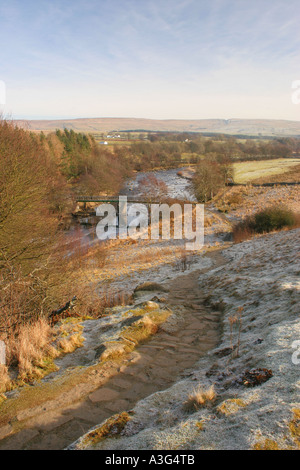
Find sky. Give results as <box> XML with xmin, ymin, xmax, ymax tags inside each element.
<box><xmin>0</xmin><ymin>0</ymin><xmax>299</xmax><ymax>120</ymax></box>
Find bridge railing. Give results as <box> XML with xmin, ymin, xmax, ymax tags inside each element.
<box><xmin>76</xmin><ymin>195</ymin><xmax>147</xmax><ymax>203</ymax></box>
<box><xmin>76</xmin><ymin>195</ymin><xmax>198</xmax><ymax>204</ymax></box>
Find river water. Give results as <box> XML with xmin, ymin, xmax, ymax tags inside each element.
<box><xmin>119</xmin><ymin>167</ymin><xmax>196</xmax><ymax>201</ymax></box>
<box><xmin>71</xmin><ymin>167</ymin><xmax>196</xmax><ymax>247</ymax></box>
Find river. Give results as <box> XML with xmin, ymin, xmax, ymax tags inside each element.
<box><xmin>70</xmin><ymin>167</ymin><xmax>196</xmax><ymax>248</ymax></box>
<box><xmin>119</xmin><ymin>167</ymin><xmax>196</xmax><ymax>201</ymax></box>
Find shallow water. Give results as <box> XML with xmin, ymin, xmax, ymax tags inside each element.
<box><xmin>120</xmin><ymin>167</ymin><xmax>196</xmax><ymax>201</ymax></box>
<box><xmin>72</xmin><ymin>167</ymin><xmax>196</xmax><ymax>246</ymax></box>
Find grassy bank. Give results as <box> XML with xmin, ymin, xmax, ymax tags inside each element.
<box><xmin>233</xmin><ymin>158</ymin><xmax>300</xmax><ymax>184</ymax></box>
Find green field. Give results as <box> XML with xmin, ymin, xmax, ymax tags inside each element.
<box><xmin>233</xmin><ymin>158</ymin><xmax>300</xmax><ymax>183</ymax></box>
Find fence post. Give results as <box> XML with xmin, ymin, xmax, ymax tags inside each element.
<box><xmin>0</xmin><ymin>340</ymin><xmax>6</xmax><ymax>365</ymax></box>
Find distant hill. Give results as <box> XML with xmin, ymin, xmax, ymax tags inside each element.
<box><xmin>14</xmin><ymin>117</ymin><xmax>300</xmax><ymax>137</ymax></box>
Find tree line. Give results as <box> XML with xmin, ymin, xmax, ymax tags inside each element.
<box><xmin>111</xmin><ymin>134</ymin><xmax>300</xmax><ymax>172</ymax></box>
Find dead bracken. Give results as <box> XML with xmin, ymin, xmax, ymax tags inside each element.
<box><xmin>241</xmin><ymin>368</ymin><xmax>273</xmax><ymax>387</ymax></box>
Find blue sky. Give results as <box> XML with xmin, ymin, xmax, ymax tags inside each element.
<box><xmin>0</xmin><ymin>0</ymin><xmax>299</xmax><ymax>120</ymax></box>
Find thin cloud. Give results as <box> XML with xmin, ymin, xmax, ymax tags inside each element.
<box><xmin>0</xmin><ymin>0</ymin><xmax>299</xmax><ymax>120</ymax></box>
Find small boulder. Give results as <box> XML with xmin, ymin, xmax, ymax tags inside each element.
<box><xmin>144</xmin><ymin>301</ymin><xmax>160</xmax><ymax>310</ymax></box>
<box><xmin>120</xmin><ymin>315</ymin><xmax>143</xmax><ymax>328</ymax></box>
<box><xmin>98</xmin><ymin>343</ymin><xmax>126</xmax><ymax>362</ymax></box>
<box><xmin>94</xmin><ymin>344</ymin><xmax>107</xmax><ymax>360</ymax></box>
<box><xmin>150</xmin><ymin>296</ymin><xmax>167</xmax><ymax>303</ymax></box>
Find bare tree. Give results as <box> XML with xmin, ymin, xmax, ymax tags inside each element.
<box><xmin>193</xmin><ymin>161</ymin><xmax>223</xmax><ymax>203</ymax></box>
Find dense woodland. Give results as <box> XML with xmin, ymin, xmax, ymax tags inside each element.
<box><xmin>120</xmin><ymin>131</ymin><xmax>300</xmax><ymax>168</ymax></box>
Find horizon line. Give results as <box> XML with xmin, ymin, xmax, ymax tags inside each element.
<box><xmin>11</xmin><ymin>116</ymin><xmax>300</xmax><ymax>123</ymax></box>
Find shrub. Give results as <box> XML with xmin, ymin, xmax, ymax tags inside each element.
<box><xmin>233</xmin><ymin>205</ymin><xmax>299</xmax><ymax>242</ymax></box>
<box><xmin>253</xmin><ymin>206</ymin><xmax>296</xmax><ymax>233</ymax></box>
<box><xmin>8</xmin><ymin>319</ymin><xmax>59</xmax><ymax>382</ymax></box>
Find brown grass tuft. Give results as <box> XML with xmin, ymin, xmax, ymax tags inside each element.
<box><xmin>0</xmin><ymin>365</ymin><xmax>11</xmax><ymax>393</ymax></box>
<box><xmin>184</xmin><ymin>385</ymin><xmax>216</xmax><ymax>412</ymax></box>
<box><xmin>2</xmin><ymin>318</ymin><xmax>60</xmax><ymax>386</ymax></box>
<box><xmin>7</xmin><ymin>319</ymin><xmax>59</xmax><ymax>380</ymax></box>
<box><xmin>57</xmin><ymin>333</ymin><xmax>84</xmax><ymax>354</ymax></box>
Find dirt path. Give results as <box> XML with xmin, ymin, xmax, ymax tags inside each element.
<box><xmin>0</xmin><ymin>251</ymin><xmax>226</xmax><ymax>450</ymax></box>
